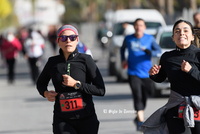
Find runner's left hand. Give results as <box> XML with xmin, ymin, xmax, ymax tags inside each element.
<box><xmin>181</xmin><ymin>60</ymin><xmax>192</xmax><ymax>73</ymax></box>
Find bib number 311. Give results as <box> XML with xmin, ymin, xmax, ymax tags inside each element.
<box><xmin>59</xmin><ymin>92</ymin><xmax>83</xmax><ymax>112</ymax></box>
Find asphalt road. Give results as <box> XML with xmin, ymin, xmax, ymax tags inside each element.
<box><xmin>0</xmin><ymin>39</ymin><xmax>169</xmax><ymax>134</ymax></box>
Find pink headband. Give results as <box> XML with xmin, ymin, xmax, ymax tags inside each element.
<box><xmin>57</xmin><ymin>24</ymin><xmax>79</xmax><ymax>43</ymax></box>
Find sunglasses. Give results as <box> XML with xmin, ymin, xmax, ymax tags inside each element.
<box><xmin>59</xmin><ymin>35</ymin><xmax>78</xmax><ymax>42</ymax></box>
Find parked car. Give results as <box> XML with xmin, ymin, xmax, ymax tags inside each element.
<box><xmin>151</xmin><ymin>25</ymin><xmax>176</xmax><ymax>97</ymax></box>
<box><xmin>108</xmin><ymin>9</ymin><xmax>166</xmax><ymax>81</ymax></box>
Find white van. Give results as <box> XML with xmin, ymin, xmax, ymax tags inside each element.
<box><xmin>112</xmin><ymin>9</ymin><xmax>166</xmax><ymax>35</ymax></box>
<box><xmin>108</xmin><ymin>9</ymin><xmax>166</xmax><ymax>82</ymax></box>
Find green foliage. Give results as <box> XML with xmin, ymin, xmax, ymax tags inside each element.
<box><xmin>197</xmin><ymin>0</ymin><xmax>200</xmax><ymax>7</ymax></box>
<box><xmin>62</xmin><ymin>0</ymin><xmax>82</xmax><ymax>23</ymax></box>
<box><xmin>62</xmin><ymin>0</ymin><xmax>107</xmax><ymax>23</ymax></box>
<box><xmin>0</xmin><ymin>0</ymin><xmax>19</xmax><ymax>31</ymax></box>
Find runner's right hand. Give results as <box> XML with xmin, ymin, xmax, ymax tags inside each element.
<box><xmin>44</xmin><ymin>90</ymin><xmax>58</xmax><ymax>102</ymax></box>
<box><xmin>149</xmin><ymin>64</ymin><xmax>161</xmax><ymax>76</ymax></box>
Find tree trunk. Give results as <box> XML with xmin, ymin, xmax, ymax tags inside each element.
<box><xmin>130</xmin><ymin>0</ymin><xmax>141</xmax><ymax>8</ymax></box>
<box><xmin>167</xmin><ymin>0</ymin><xmax>174</xmax><ymax>15</ymax></box>
<box><xmin>190</xmin><ymin>0</ymin><xmax>197</xmax><ymax>12</ymax></box>
<box><xmin>166</xmin><ymin>0</ymin><xmax>174</xmax><ymax>24</ymax></box>
<box><xmin>158</xmin><ymin>0</ymin><xmax>165</xmax><ymax>16</ymax></box>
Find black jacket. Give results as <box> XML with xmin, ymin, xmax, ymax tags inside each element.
<box><xmin>150</xmin><ymin>45</ymin><xmax>200</xmax><ymax>96</ymax></box>
<box><xmin>36</xmin><ymin>48</ymin><xmax>105</xmax><ymax>119</ymax></box>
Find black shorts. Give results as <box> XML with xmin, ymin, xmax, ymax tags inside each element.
<box><xmin>53</xmin><ymin>113</ymin><xmax>99</xmax><ymax>134</ymax></box>
<box><xmin>128</xmin><ymin>75</ymin><xmax>153</xmax><ymax>111</ymax></box>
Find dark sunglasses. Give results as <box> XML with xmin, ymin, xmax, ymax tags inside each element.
<box><xmin>59</xmin><ymin>35</ymin><xmax>78</xmax><ymax>42</ymax></box>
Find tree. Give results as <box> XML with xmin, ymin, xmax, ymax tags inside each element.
<box><xmin>190</xmin><ymin>0</ymin><xmax>197</xmax><ymax>12</ymax></box>
<box><xmin>0</xmin><ymin>0</ymin><xmax>19</xmax><ymax>29</ymax></box>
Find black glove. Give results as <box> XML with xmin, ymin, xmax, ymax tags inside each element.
<box><xmin>144</xmin><ymin>49</ymin><xmax>151</xmax><ymax>55</ymax></box>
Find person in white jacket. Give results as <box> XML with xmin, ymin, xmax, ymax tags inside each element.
<box><xmin>24</xmin><ymin>29</ymin><xmax>45</xmax><ymax>84</ymax></box>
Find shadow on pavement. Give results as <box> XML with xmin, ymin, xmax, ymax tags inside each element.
<box><xmin>24</xmin><ymin>97</ymin><xmax>47</xmax><ymax>102</ymax></box>
<box><xmin>0</xmin><ymin>128</ymin><xmax>51</xmax><ymax>134</ymax></box>
<box><xmin>99</xmin><ymin>118</ymin><xmax>132</xmax><ymax>122</ymax></box>
<box><xmin>94</xmin><ymin>94</ymin><xmax>132</xmax><ymax>101</ymax></box>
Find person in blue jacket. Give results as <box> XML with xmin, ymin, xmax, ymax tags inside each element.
<box><xmin>77</xmin><ymin>41</ymin><xmax>93</xmax><ymax>57</ymax></box>
<box><xmin>120</xmin><ymin>18</ymin><xmax>161</xmax><ymax>131</ymax></box>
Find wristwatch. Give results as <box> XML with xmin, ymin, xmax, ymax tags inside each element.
<box><xmin>75</xmin><ymin>81</ymin><xmax>81</xmax><ymax>90</ymax></box>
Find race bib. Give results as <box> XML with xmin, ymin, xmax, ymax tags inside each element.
<box><xmin>59</xmin><ymin>92</ymin><xmax>83</xmax><ymax>112</ymax></box>
<box><xmin>178</xmin><ymin>103</ymin><xmax>200</xmax><ymax>121</ymax></box>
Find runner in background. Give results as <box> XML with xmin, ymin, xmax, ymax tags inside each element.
<box><xmin>0</xmin><ymin>30</ymin><xmax>22</xmax><ymax>84</ymax></box>
<box><xmin>24</xmin><ymin>29</ymin><xmax>45</xmax><ymax>84</ymax></box>
<box><xmin>77</xmin><ymin>40</ymin><xmax>93</xmax><ymax>57</ymax></box>
<box><xmin>120</xmin><ymin>18</ymin><xmax>161</xmax><ymax>131</ymax></box>
<box><xmin>193</xmin><ymin>12</ymin><xmax>200</xmax><ymax>48</ymax></box>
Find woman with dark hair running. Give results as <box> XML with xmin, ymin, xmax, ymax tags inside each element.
<box><xmin>141</xmin><ymin>20</ymin><xmax>200</xmax><ymax>134</ymax></box>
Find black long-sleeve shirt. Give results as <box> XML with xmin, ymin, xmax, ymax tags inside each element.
<box><xmin>36</xmin><ymin>48</ymin><xmax>105</xmax><ymax>119</ymax></box>
<box><xmin>150</xmin><ymin>45</ymin><xmax>200</xmax><ymax>96</ymax></box>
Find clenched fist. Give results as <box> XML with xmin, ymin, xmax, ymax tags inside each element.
<box><xmin>149</xmin><ymin>64</ymin><xmax>161</xmax><ymax>76</ymax></box>
<box><xmin>44</xmin><ymin>90</ymin><xmax>58</xmax><ymax>102</ymax></box>
<box><xmin>181</xmin><ymin>60</ymin><xmax>191</xmax><ymax>73</ymax></box>
<box><xmin>62</xmin><ymin>74</ymin><xmax>77</xmax><ymax>87</ymax></box>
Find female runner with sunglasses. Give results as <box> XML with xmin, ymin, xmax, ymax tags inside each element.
<box><xmin>36</xmin><ymin>25</ymin><xmax>105</xmax><ymax>134</ymax></box>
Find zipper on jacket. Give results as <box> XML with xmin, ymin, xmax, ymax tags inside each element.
<box><xmin>62</xmin><ymin>62</ymin><xmax>70</xmax><ymax>88</ymax></box>
<box><xmin>67</xmin><ymin>63</ymin><xmax>70</xmax><ymax>76</ymax></box>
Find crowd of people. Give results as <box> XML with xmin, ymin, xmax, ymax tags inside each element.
<box><xmin>0</xmin><ymin>25</ymin><xmax>92</xmax><ymax>85</ymax></box>
<box><xmin>0</xmin><ymin>27</ymin><xmax>45</xmax><ymax>84</ymax></box>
